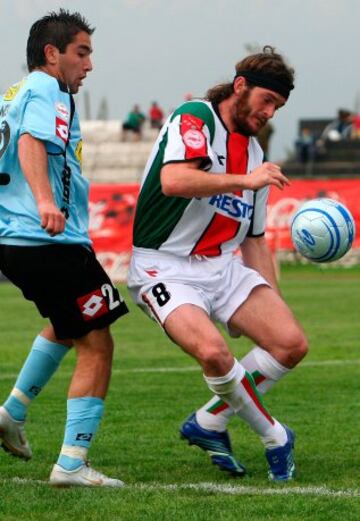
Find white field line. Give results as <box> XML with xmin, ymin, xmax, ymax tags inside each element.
<box><xmin>2</xmin><ymin>358</ymin><xmax>360</xmax><ymax>380</ymax></box>
<box><xmin>124</xmin><ymin>358</ymin><xmax>360</xmax><ymax>372</ymax></box>
<box><xmin>4</xmin><ymin>478</ymin><xmax>360</xmax><ymax>497</ymax></box>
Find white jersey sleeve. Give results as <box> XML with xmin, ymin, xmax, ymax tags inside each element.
<box><xmin>163</xmin><ymin>102</ymin><xmax>217</xmax><ymax>171</ymax></box>
<box><xmin>163</xmin><ymin>113</ymin><xmax>214</xmax><ymax>170</ymax></box>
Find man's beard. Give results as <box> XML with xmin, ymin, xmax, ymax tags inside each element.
<box><xmin>231</xmin><ymin>89</ymin><xmax>264</xmax><ymax>136</ymax></box>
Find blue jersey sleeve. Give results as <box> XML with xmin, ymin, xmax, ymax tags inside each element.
<box><xmin>20</xmin><ymin>73</ymin><xmax>71</xmax><ymax>152</ymax></box>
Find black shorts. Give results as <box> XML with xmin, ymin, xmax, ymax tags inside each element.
<box><xmin>122</xmin><ymin>123</ymin><xmax>141</xmax><ymax>133</ymax></box>
<box><xmin>0</xmin><ymin>244</ymin><xmax>128</xmax><ymax>340</ymax></box>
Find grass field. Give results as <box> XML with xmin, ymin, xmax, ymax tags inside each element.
<box><xmin>0</xmin><ymin>263</ymin><xmax>360</xmax><ymax>520</ymax></box>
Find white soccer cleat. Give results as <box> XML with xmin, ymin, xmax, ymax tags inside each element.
<box><xmin>0</xmin><ymin>406</ymin><xmax>32</xmax><ymax>460</ymax></box>
<box><xmin>49</xmin><ymin>462</ymin><xmax>125</xmax><ymax>488</ymax></box>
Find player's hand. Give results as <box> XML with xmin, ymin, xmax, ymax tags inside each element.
<box><xmin>245</xmin><ymin>162</ymin><xmax>290</xmax><ymax>191</ymax></box>
<box><xmin>38</xmin><ymin>202</ymin><xmax>66</xmax><ymax>236</ymax></box>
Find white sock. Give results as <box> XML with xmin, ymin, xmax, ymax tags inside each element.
<box><xmin>196</xmin><ymin>395</ymin><xmax>233</xmax><ymax>432</ymax></box>
<box><xmin>196</xmin><ymin>347</ymin><xmax>289</xmax><ymax>432</ymax></box>
<box><xmin>204</xmin><ymin>360</ymin><xmax>287</xmax><ymax>448</ymax></box>
<box><xmin>241</xmin><ymin>347</ymin><xmax>289</xmax><ymax>394</ymax></box>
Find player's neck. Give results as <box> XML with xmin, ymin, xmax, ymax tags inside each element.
<box><xmin>35</xmin><ymin>64</ymin><xmax>63</xmax><ymax>84</ymax></box>
<box><xmin>218</xmin><ymin>96</ymin><xmax>237</xmax><ymax>133</ymax></box>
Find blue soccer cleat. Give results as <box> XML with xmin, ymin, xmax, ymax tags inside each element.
<box><xmin>180</xmin><ymin>413</ymin><xmax>246</xmax><ymax>477</ymax></box>
<box><xmin>265</xmin><ymin>425</ymin><xmax>296</xmax><ymax>482</ymax></box>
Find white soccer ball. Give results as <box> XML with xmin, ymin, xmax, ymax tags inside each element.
<box><xmin>291</xmin><ymin>198</ymin><xmax>356</xmax><ymax>262</ymax></box>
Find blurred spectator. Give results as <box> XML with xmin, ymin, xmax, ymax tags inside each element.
<box><xmin>319</xmin><ymin>108</ymin><xmax>352</xmax><ymax>143</ymax></box>
<box><xmin>121</xmin><ymin>104</ymin><xmax>145</xmax><ymax>141</ymax></box>
<box><xmin>351</xmin><ymin>114</ymin><xmax>360</xmax><ymax>139</ymax></box>
<box><xmin>257</xmin><ymin>122</ymin><xmax>274</xmax><ymax>161</ymax></box>
<box><xmin>149</xmin><ymin>101</ymin><xmax>164</xmax><ymax>130</ymax></box>
<box><xmin>343</xmin><ymin>113</ymin><xmax>360</xmax><ymax>140</ymax></box>
<box><xmin>295</xmin><ymin>127</ymin><xmax>316</xmax><ymax>163</ymax></box>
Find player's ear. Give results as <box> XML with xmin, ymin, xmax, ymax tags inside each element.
<box><xmin>44</xmin><ymin>44</ymin><xmax>60</xmax><ymax>66</ymax></box>
<box><xmin>233</xmin><ymin>76</ymin><xmax>247</xmax><ymax>95</ymax></box>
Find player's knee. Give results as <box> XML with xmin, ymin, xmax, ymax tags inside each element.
<box><xmin>195</xmin><ymin>339</ymin><xmax>232</xmax><ymax>373</ymax></box>
<box><xmin>296</xmin><ymin>332</ymin><xmax>308</xmax><ymax>361</ymax></box>
<box><xmin>280</xmin><ymin>328</ymin><xmax>308</xmax><ymax>366</ymax></box>
<box><xmin>76</xmin><ymin>328</ymin><xmax>114</xmax><ymax>359</ymax></box>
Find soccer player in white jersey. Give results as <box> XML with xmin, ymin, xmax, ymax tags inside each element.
<box><xmin>0</xmin><ymin>10</ymin><xmax>128</xmax><ymax>487</ymax></box>
<box><xmin>128</xmin><ymin>46</ymin><xmax>308</xmax><ymax>481</ymax></box>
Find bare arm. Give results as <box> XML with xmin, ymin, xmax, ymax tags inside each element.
<box><xmin>161</xmin><ymin>160</ymin><xmax>290</xmax><ymax>198</ymax></box>
<box><xmin>240</xmin><ymin>235</ymin><xmax>281</xmax><ymax>295</ymax></box>
<box><xmin>18</xmin><ymin>133</ymin><xmax>66</xmax><ymax>236</ymax></box>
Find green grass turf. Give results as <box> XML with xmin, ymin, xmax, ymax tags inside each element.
<box><xmin>0</xmin><ymin>264</ymin><xmax>360</xmax><ymax>520</ymax></box>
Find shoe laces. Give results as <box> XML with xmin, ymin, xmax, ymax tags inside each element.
<box><xmin>84</xmin><ymin>461</ymin><xmax>107</xmax><ymax>480</ymax></box>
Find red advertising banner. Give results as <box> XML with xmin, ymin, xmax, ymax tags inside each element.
<box><xmin>89</xmin><ymin>179</ymin><xmax>360</xmax><ymax>280</ymax></box>
<box><xmin>89</xmin><ymin>184</ymin><xmax>139</xmax><ymax>281</ymax></box>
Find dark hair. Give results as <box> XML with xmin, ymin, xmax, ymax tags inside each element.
<box><xmin>206</xmin><ymin>45</ymin><xmax>295</xmax><ymax>104</ymax></box>
<box><xmin>26</xmin><ymin>9</ymin><xmax>95</xmax><ymax>72</ymax></box>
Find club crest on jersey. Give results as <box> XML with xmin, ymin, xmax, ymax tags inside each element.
<box><xmin>75</xmin><ymin>139</ymin><xmax>83</xmax><ymax>165</ymax></box>
<box><xmin>56</xmin><ymin>117</ymin><xmax>68</xmax><ymax>143</ymax></box>
<box><xmin>55</xmin><ymin>102</ymin><xmax>69</xmax><ymax>121</ymax></box>
<box><xmin>183</xmin><ymin>129</ymin><xmax>205</xmax><ymax>150</ymax></box>
<box><xmin>77</xmin><ymin>289</ymin><xmax>109</xmax><ymax>321</ymax></box>
<box><xmin>3</xmin><ymin>79</ymin><xmax>26</xmax><ymax>101</ymax></box>
<box><xmin>180</xmin><ymin>113</ymin><xmax>207</xmax><ymax>157</ymax></box>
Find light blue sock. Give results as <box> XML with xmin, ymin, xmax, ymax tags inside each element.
<box><xmin>57</xmin><ymin>397</ymin><xmax>104</xmax><ymax>471</ymax></box>
<box><xmin>4</xmin><ymin>335</ymin><xmax>69</xmax><ymax>421</ymax></box>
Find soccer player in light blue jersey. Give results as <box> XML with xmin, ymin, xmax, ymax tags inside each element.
<box><xmin>0</xmin><ymin>10</ymin><xmax>128</xmax><ymax>487</ymax></box>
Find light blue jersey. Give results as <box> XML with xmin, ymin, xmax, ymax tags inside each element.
<box><xmin>0</xmin><ymin>71</ymin><xmax>91</xmax><ymax>246</ymax></box>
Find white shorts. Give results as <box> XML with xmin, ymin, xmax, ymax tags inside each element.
<box><xmin>127</xmin><ymin>248</ymin><xmax>269</xmax><ymax>334</ymax></box>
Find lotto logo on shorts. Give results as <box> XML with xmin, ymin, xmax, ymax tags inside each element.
<box><xmin>77</xmin><ymin>289</ymin><xmax>109</xmax><ymax>321</ymax></box>
<box><xmin>56</xmin><ymin>117</ymin><xmax>69</xmax><ymax>143</ymax></box>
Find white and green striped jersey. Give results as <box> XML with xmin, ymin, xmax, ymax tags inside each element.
<box><xmin>133</xmin><ymin>100</ymin><xmax>267</xmax><ymax>257</ymax></box>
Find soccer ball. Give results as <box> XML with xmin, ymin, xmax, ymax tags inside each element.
<box><xmin>291</xmin><ymin>198</ymin><xmax>355</xmax><ymax>262</ymax></box>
